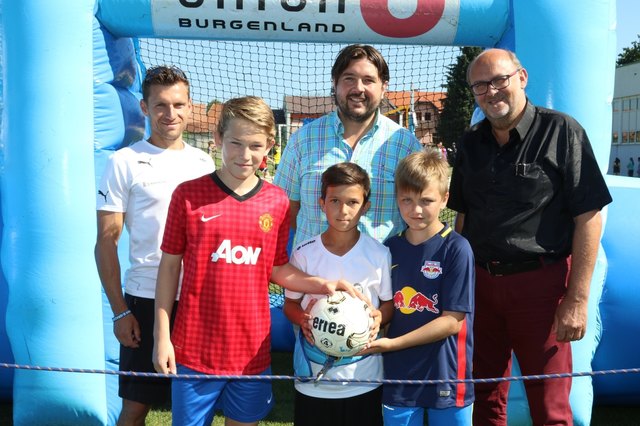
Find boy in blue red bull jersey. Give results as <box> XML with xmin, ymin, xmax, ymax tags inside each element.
<box><xmin>361</xmin><ymin>149</ymin><xmax>475</xmax><ymax>426</ymax></box>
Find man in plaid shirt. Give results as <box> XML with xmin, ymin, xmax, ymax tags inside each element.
<box><xmin>274</xmin><ymin>44</ymin><xmax>422</xmax><ymax>246</ymax></box>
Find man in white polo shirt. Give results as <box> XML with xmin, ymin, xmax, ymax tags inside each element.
<box><xmin>95</xmin><ymin>65</ymin><xmax>214</xmax><ymax>425</ymax></box>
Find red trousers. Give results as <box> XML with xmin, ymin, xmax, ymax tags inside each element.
<box><xmin>473</xmin><ymin>257</ymin><xmax>573</xmax><ymax>426</ymax></box>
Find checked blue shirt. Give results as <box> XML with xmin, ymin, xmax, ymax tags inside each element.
<box><xmin>274</xmin><ymin>110</ymin><xmax>422</xmax><ymax>246</ymax></box>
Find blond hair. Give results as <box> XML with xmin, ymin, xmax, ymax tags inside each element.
<box><xmin>217</xmin><ymin>96</ymin><xmax>276</xmax><ymax>140</ymax></box>
<box><xmin>395</xmin><ymin>148</ymin><xmax>450</xmax><ymax>197</ymax></box>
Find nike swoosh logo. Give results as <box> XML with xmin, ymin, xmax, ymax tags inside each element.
<box><xmin>391</xmin><ymin>264</ymin><xmax>399</xmax><ymax>269</ymax></box>
<box><xmin>201</xmin><ymin>213</ymin><xmax>222</xmax><ymax>222</ymax></box>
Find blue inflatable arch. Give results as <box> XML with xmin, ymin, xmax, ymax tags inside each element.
<box><xmin>2</xmin><ymin>0</ymin><xmax>639</xmax><ymax>425</ymax></box>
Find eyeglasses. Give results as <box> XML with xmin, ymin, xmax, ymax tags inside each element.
<box><xmin>469</xmin><ymin>68</ymin><xmax>521</xmax><ymax>96</ymax></box>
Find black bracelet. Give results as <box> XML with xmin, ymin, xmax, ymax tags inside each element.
<box><xmin>112</xmin><ymin>309</ymin><xmax>132</xmax><ymax>322</ymax></box>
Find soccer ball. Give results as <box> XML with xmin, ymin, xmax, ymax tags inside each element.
<box><xmin>309</xmin><ymin>291</ymin><xmax>373</xmax><ymax>357</ymax></box>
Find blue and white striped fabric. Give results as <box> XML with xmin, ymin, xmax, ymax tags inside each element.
<box><xmin>274</xmin><ymin>110</ymin><xmax>422</xmax><ymax>246</ymax></box>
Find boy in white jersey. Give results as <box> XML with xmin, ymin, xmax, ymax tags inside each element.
<box><xmin>95</xmin><ymin>65</ymin><xmax>215</xmax><ymax>425</ymax></box>
<box><xmin>284</xmin><ymin>162</ymin><xmax>393</xmax><ymax>426</ymax></box>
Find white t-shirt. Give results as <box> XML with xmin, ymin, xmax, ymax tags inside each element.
<box><xmin>286</xmin><ymin>233</ymin><xmax>393</xmax><ymax>399</ymax></box>
<box><xmin>97</xmin><ymin>140</ymin><xmax>215</xmax><ymax>298</ymax></box>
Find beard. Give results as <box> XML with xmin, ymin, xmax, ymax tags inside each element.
<box><xmin>334</xmin><ymin>92</ymin><xmax>380</xmax><ymax>123</ymax></box>
<box><xmin>479</xmin><ymin>91</ymin><xmax>527</xmax><ymax>130</ymax></box>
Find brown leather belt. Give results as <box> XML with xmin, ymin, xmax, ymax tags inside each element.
<box><xmin>477</xmin><ymin>258</ymin><xmax>555</xmax><ymax>277</ymax></box>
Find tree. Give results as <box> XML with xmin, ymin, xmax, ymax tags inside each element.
<box><xmin>206</xmin><ymin>99</ymin><xmax>222</xmax><ymax>113</ymax></box>
<box><xmin>436</xmin><ymin>46</ymin><xmax>482</xmax><ymax>161</ymax></box>
<box><xmin>617</xmin><ymin>35</ymin><xmax>640</xmax><ymax>67</ymax></box>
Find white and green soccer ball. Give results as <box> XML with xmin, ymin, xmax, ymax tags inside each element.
<box><xmin>309</xmin><ymin>291</ymin><xmax>373</xmax><ymax>358</ymax></box>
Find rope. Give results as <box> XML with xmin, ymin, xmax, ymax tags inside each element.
<box><xmin>1</xmin><ymin>363</ymin><xmax>639</xmax><ymax>385</ymax></box>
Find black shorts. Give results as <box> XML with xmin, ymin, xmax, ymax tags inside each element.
<box><xmin>119</xmin><ymin>294</ymin><xmax>177</xmax><ymax>405</ymax></box>
<box><xmin>293</xmin><ymin>387</ymin><xmax>383</xmax><ymax>426</ymax></box>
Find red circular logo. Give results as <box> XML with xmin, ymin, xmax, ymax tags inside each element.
<box><xmin>361</xmin><ymin>0</ymin><xmax>446</xmax><ymax>38</ymax></box>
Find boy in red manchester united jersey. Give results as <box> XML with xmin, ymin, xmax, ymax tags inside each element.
<box><xmin>153</xmin><ymin>96</ymin><xmax>356</xmax><ymax>426</ymax></box>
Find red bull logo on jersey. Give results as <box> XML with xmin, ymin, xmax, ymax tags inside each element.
<box><xmin>420</xmin><ymin>260</ymin><xmax>442</xmax><ymax>279</ymax></box>
<box><xmin>393</xmin><ymin>286</ymin><xmax>439</xmax><ymax>314</ymax></box>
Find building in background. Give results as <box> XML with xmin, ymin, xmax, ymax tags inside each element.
<box><xmin>184</xmin><ymin>102</ymin><xmax>222</xmax><ymax>151</ymax></box>
<box><xmin>281</xmin><ymin>91</ymin><xmax>446</xmax><ymax>148</ymax></box>
<box><xmin>386</xmin><ymin>91</ymin><xmax>445</xmax><ymax>146</ymax></box>
<box><xmin>609</xmin><ymin>62</ymin><xmax>640</xmax><ymax>175</ymax></box>
<box><xmin>185</xmin><ymin>91</ymin><xmax>447</xmax><ymax>160</ymax></box>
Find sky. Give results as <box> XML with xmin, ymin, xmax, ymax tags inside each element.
<box><xmin>617</xmin><ymin>0</ymin><xmax>640</xmax><ymax>55</ymax></box>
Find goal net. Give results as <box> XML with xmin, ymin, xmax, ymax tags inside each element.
<box><xmin>139</xmin><ymin>40</ymin><xmax>459</xmax><ymax>151</ymax></box>
<box><xmin>138</xmin><ymin>40</ymin><xmax>460</xmax><ymax>304</ymax></box>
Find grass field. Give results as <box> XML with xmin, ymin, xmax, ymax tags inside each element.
<box><xmin>2</xmin><ymin>351</ymin><xmax>640</xmax><ymax>425</ymax></box>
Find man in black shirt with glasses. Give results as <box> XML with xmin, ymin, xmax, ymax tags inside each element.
<box><xmin>448</xmin><ymin>48</ymin><xmax>612</xmax><ymax>426</ymax></box>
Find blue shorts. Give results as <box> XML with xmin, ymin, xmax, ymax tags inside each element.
<box><xmin>172</xmin><ymin>364</ymin><xmax>274</xmax><ymax>426</ymax></box>
<box><xmin>383</xmin><ymin>404</ymin><xmax>472</xmax><ymax>426</ymax></box>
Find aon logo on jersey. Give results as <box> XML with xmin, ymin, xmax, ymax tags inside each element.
<box><xmin>211</xmin><ymin>239</ymin><xmax>261</xmax><ymax>265</ymax></box>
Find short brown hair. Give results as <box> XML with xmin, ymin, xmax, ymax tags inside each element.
<box><xmin>217</xmin><ymin>96</ymin><xmax>276</xmax><ymax>141</ymax></box>
<box><xmin>331</xmin><ymin>44</ymin><xmax>390</xmax><ymax>84</ymax></box>
<box><xmin>321</xmin><ymin>162</ymin><xmax>371</xmax><ymax>203</ymax></box>
<box><xmin>395</xmin><ymin>148</ymin><xmax>449</xmax><ymax>197</ymax></box>
<box><xmin>142</xmin><ymin>65</ymin><xmax>190</xmax><ymax>102</ymax></box>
